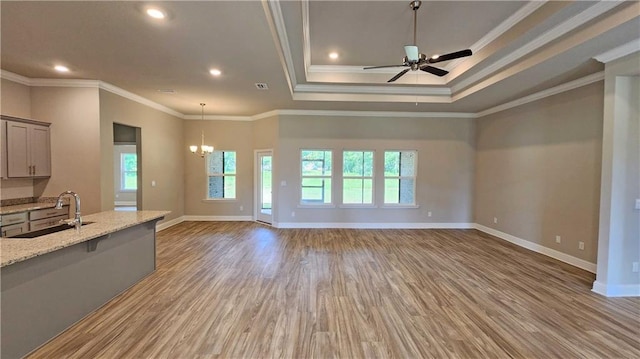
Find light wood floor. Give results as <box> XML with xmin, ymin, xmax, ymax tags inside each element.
<box><xmin>29</xmin><ymin>222</ymin><xmax>640</xmax><ymax>358</ymax></box>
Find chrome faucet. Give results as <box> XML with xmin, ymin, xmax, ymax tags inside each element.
<box><xmin>55</xmin><ymin>191</ymin><xmax>82</xmax><ymax>233</ymax></box>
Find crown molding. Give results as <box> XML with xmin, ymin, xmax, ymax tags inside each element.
<box><xmin>0</xmin><ymin>70</ymin><xmax>31</xmax><ymax>85</ymax></box>
<box><xmin>294</xmin><ymin>83</ymin><xmax>450</xmax><ymax>96</ymax></box>
<box><xmin>3</xmin><ymin>69</ymin><xmax>602</xmax><ymax>122</ymax></box>
<box><xmin>593</xmin><ymin>40</ymin><xmax>640</xmax><ymax>64</ymax></box>
<box><xmin>269</xmin><ymin>109</ymin><xmax>476</xmax><ymax>119</ymax></box>
<box><xmin>1</xmin><ymin>70</ymin><xmax>184</xmax><ymax>118</ymax></box>
<box><xmin>451</xmin><ymin>1</ymin><xmax>623</xmax><ymax>94</ymax></box>
<box><xmin>444</xmin><ymin>1</ymin><xmax>547</xmax><ymax>71</ymax></box>
<box><xmin>184</xmin><ymin>114</ymin><xmax>253</xmax><ymax>121</ymax></box>
<box><xmin>99</xmin><ymin>82</ymin><xmax>185</xmax><ymax>118</ymax></box>
<box><xmin>262</xmin><ymin>0</ymin><xmax>296</xmax><ymax>94</ymax></box>
<box><xmin>476</xmin><ymin>71</ymin><xmax>604</xmax><ymax>118</ymax></box>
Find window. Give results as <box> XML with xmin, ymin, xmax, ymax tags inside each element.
<box><xmin>207</xmin><ymin>151</ymin><xmax>236</xmax><ymax>199</ymax></box>
<box><xmin>301</xmin><ymin>150</ymin><xmax>332</xmax><ymax>204</ymax></box>
<box><xmin>343</xmin><ymin>151</ymin><xmax>374</xmax><ymax>204</ymax></box>
<box><xmin>120</xmin><ymin>153</ymin><xmax>137</xmax><ymax>191</ymax></box>
<box><xmin>384</xmin><ymin>150</ymin><xmax>417</xmax><ymax>205</ymax></box>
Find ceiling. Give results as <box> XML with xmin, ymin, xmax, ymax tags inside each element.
<box><xmin>1</xmin><ymin>1</ymin><xmax>638</xmax><ymax>117</ymax></box>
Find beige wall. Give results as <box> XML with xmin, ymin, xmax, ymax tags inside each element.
<box><xmin>1</xmin><ymin>79</ymin><xmax>34</xmax><ymax>199</ymax></box>
<box><xmin>99</xmin><ymin>90</ymin><xmax>184</xmax><ymax>223</ymax></box>
<box><xmin>475</xmin><ymin>82</ymin><xmax>604</xmax><ymax>263</ymax></box>
<box><xmin>183</xmin><ymin>120</ymin><xmax>253</xmax><ymax>217</ymax></box>
<box><xmin>276</xmin><ymin>115</ymin><xmax>475</xmax><ymax>225</ymax></box>
<box><xmin>31</xmin><ymin>86</ymin><xmax>102</xmax><ymax>215</ymax></box>
<box><xmin>1</xmin><ymin>79</ymin><xmax>31</xmax><ymax>118</ymax></box>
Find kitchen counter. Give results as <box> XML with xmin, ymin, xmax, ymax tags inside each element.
<box><xmin>1</xmin><ymin>209</ymin><xmax>169</xmax><ymax>359</ymax></box>
<box><xmin>0</xmin><ymin>210</ymin><xmax>169</xmax><ymax>267</ymax></box>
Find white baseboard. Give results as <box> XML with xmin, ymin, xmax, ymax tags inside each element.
<box><xmin>274</xmin><ymin>222</ymin><xmax>474</xmax><ymax>229</ymax></box>
<box><xmin>474</xmin><ymin>224</ymin><xmax>597</xmax><ymax>273</ymax></box>
<box><xmin>156</xmin><ymin>216</ymin><xmax>185</xmax><ymax>232</ymax></box>
<box><xmin>115</xmin><ymin>201</ymin><xmax>136</xmax><ymax>206</ymax></box>
<box><xmin>183</xmin><ymin>215</ymin><xmax>254</xmax><ymax>222</ymax></box>
<box><xmin>592</xmin><ymin>280</ymin><xmax>640</xmax><ymax>297</ymax></box>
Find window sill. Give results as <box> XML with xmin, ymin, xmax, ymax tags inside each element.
<box><xmin>297</xmin><ymin>204</ymin><xmax>336</xmax><ymax>209</ymax></box>
<box><xmin>201</xmin><ymin>198</ymin><xmax>237</xmax><ymax>203</ymax></box>
<box><xmin>381</xmin><ymin>204</ymin><xmax>420</xmax><ymax>209</ymax></box>
<box><xmin>338</xmin><ymin>204</ymin><xmax>378</xmax><ymax>209</ymax></box>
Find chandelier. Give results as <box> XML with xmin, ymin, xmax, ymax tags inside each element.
<box><xmin>190</xmin><ymin>103</ymin><xmax>214</xmax><ymax>157</ymax></box>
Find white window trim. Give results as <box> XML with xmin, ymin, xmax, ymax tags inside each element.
<box><xmin>206</xmin><ymin>150</ymin><xmax>237</xmax><ymax>200</ymax></box>
<box><xmin>342</xmin><ymin>150</ymin><xmax>375</xmax><ymax>205</ymax></box>
<box><xmin>300</xmin><ymin>149</ymin><xmax>333</xmax><ymax>205</ymax></box>
<box><xmin>383</xmin><ymin>150</ymin><xmax>418</xmax><ymax>206</ymax></box>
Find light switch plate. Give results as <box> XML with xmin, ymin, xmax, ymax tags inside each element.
<box><xmin>635</xmin><ymin>199</ymin><xmax>640</xmax><ymax>210</ymax></box>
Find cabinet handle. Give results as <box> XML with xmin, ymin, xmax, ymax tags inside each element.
<box><xmin>33</xmin><ymin>165</ymin><xmax>36</xmax><ymax>175</ymax></box>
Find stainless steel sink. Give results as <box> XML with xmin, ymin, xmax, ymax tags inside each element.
<box><xmin>11</xmin><ymin>222</ymin><xmax>94</xmax><ymax>238</ymax></box>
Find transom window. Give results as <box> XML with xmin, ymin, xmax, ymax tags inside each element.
<box><xmin>206</xmin><ymin>151</ymin><xmax>236</xmax><ymax>199</ymax></box>
<box><xmin>384</xmin><ymin>150</ymin><xmax>417</xmax><ymax>205</ymax></box>
<box><xmin>343</xmin><ymin>151</ymin><xmax>374</xmax><ymax>204</ymax></box>
<box><xmin>300</xmin><ymin>150</ymin><xmax>332</xmax><ymax>204</ymax></box>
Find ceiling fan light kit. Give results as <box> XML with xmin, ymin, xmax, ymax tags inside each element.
<box><xmin>364</xmin><ymin>0</ymin><xmax>473</xmax><ymax>83</ymax></box>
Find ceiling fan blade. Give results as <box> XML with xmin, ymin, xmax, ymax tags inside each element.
<box><xmin>420</xmin><ymin>65</ymin><xmax>448</xmax><ymax>77</ymax></box>
<box><xmin>428</xmin><ymin>49</ymin><xmax>473</xmax><ymax>63</ymax></box>
<box><xmin>404</xmin><ymin>45</ymin><xmax>419</xmax><ymax>62</ymax></box>
<box><xmin>363</xmin><ymin>64</ymin><xmax>406</xmax><ymax>70</ymax></box>
<box><xmin>388</xmin><ymin>68</ymin><xmax>410</xmax><ymax>82</ymax></box>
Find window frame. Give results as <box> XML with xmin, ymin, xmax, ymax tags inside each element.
<box><xmin>383</xmin><ymin>150</ymin><xmax>418</xmax><ymax>207</ymax></box>
<box><xmin>341</xmin><ymin>150</ymin><xmax>375</xmax><ymax>207</ymax></box>
<box><xmin>205</xmin><ymin>150</ymin><xmax>237</xmax><ymax>200</ymax></box>
<box><xmin>120</xmin><ymin>152</ymin><xmax>137</xmax><ymax>192</ymax></box>
<box><xmin>299</xmin><ymin>149</ymin><xmax>333</xmax><ymax>206</ymax></box>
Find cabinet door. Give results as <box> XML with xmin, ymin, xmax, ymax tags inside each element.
<box><xmin>1</xmin><ymin>120</ymin><xmax>7</xmax><ymax>178</ymax></box>
<box><xmin>30</xmin><ymin>125</ymin><xmax>51</xmax><ymax>177</ymax></box>
<box><xmin>6</xmin><ymin>121</ymin><xmax>31</xmax><ymax>177</ymax></box>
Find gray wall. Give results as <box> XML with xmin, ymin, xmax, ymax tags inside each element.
<box><xmin>475</xmin><ymin>82</ymin><xmax>604</xmax><ymax>263</ymax></box>
<box><xmin>275</xmin><ymin>115</ymin><xmax>475</xmax><ymax>225</ymax></box>
<box><xmin>99</xmin><ymin>90</ymin><xmax>184</xmax><ymax>223</ymax></box>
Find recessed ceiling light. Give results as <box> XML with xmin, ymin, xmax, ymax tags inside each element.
<box><xmin>329</xmin><ymin>52</ymin><xmax>339</xmax><ymax>60</ymax></box>
<box><xmin>146</xmin><ymin>8</ymin><xmax>166</xmax><ymax>19</ymax></box>
<box><xmin>54</xmin><ymin>65</ymin><xmax>70</xmax><ymax>73</ymax></box>
<box><xmin>209</xmin><ymin>69</ymin><xmax>222</xmax><ymax>76</ymax></box>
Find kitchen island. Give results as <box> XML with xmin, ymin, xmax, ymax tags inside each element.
<box><xmin>1</xmin><ymin>210</ymin><xmax>169</xmax><ymax>359</ymax></box>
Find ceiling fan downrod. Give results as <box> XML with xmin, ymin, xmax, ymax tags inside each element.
<box><xmin>410</xmin><ymin>1</ymin><xmax>421</xmax><ymax>46</ymax></box>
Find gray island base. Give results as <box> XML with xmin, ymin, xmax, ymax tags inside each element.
<box><xmin>1</xmin><ymin>210</ymin><xmax>168</xmax><ymax>359</ymax></box>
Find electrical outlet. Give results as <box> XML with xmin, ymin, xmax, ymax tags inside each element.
<box><xmin>239</xmin><ymin>205</ymin><xmax>243</xmax><ymax>211</ymax></box>
<box><xmin>636</xmin><ymin>199</ymin><xmax>640</xmax><ymax>210</ymax></box>
<box><xmin>578</xmin><ymin>241</ymin><xmax>585</xmax><ymax>250</ymax></box>
<box><xmin>291</xmin><ymin>211</ymin><xmax>295</xmax><ymax>217</ymax></box>
<box><xmin>427</xmin><ymin>211</ymin><xmax>432</xmax><ymax>217</ymax></box>
<box><xmin>493</xmin><ymin>217</ymin><xmax>498</xmax><ymax>224</ymax></box>
<box><xmin>555</xmin><ymin>235</ymin><xmax>561</xmax><ymax>244</ymax></box>
<box><xmin>632</xmin><ymin>262</ymin><xmax>639</xmax><ymax>273</ymax></box>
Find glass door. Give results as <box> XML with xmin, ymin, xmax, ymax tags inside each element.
<box><xmin>256</xmin><ymin>151</ymin><xmax>273</xmax><ymax>223</ymax></box>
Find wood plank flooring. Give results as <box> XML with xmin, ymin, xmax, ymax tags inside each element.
<box><xmin>29</xmin><ymin>222</ymin><xmax>640</xmax><ymax>358</ymax></box>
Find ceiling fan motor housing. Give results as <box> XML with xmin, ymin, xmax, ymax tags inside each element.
<box><xmin>410</xmin><ymin>1</ymin><xmax>422</xmax><ymax>10</ymax></box>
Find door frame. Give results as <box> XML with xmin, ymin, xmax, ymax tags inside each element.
<box><xmin>254</xmin><ymin>149</ymin><xmax>273</xmax><ymax>224</ymax></box>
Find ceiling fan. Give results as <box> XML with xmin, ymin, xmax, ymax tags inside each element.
<box><xmin>363</xmin><ymin>0</ymin><xmax>472</xmax><ymax>82</ymax></box>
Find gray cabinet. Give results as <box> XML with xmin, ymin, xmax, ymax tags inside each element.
<box><xmin>1</xmin><ymin>206</ymin><xmax>69</xmax><ymax>237</ymax></box>
<box><xmin>1</xmin><ymin>119</ymin><xmax>7</xmax><ymax>178</ymax></box>
<box><xmin>5</xmin><ymin>119</ymin><xmax>51</xmax><ymax>178</ymax></box>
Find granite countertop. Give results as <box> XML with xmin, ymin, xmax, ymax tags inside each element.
<box><xmin>0</xmin><ymin>210</ymin><xmax>169</xmax><ymax>267</ymax></box>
